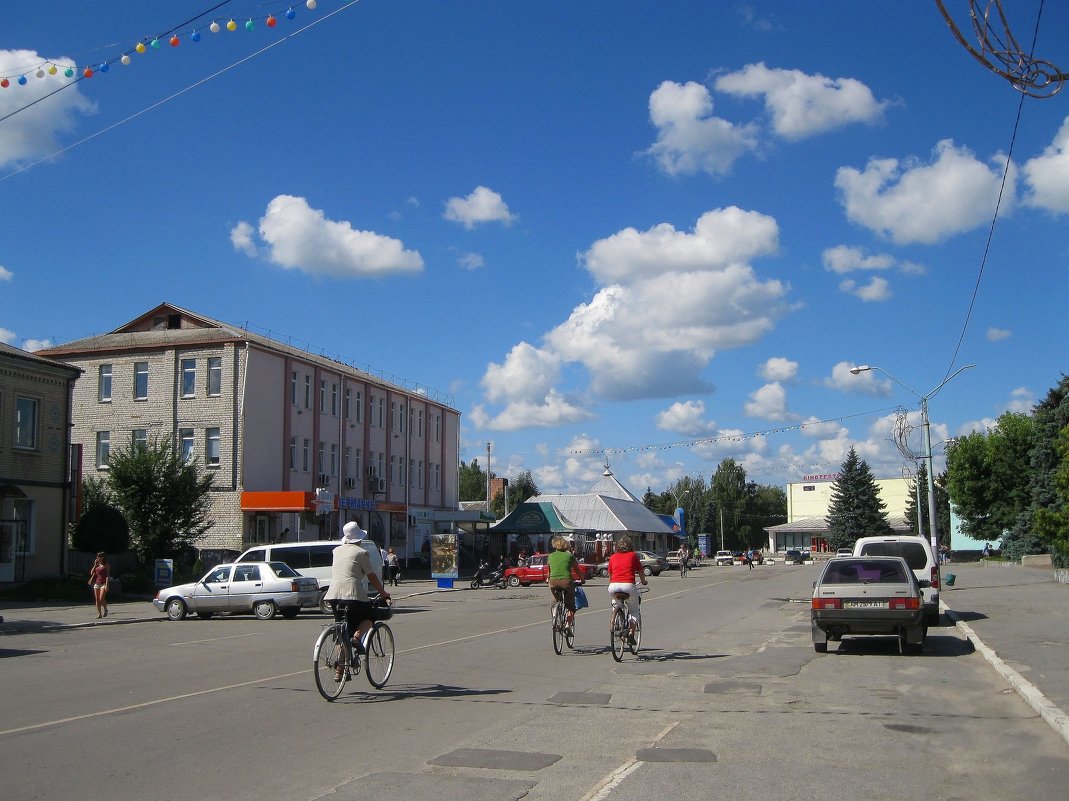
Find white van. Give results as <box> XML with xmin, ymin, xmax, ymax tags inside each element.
<box><xmin>852</xmin><ymin>535</ymin><xmax>940</xmax><ymax>628</ymax></box>
<box><xmin>236</xmin><ymin>541</ymin><xmax>340</xmax><ymax>613</ymax></box>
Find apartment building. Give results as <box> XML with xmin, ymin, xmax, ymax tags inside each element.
<box><xmin>37</xmin><ymin>303</ymin><xmax>460</xmax><ymax>564</ymax></box>
<box><xmin>0</xmin><ymin>342</ymin><xmax>81</xmax><ymax>583</ymax></box>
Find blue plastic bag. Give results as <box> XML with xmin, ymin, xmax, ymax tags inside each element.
<box><xmin>574</xmin><ymin>585</ymin><xmax>589</xmax><ymax>610</ymax></box>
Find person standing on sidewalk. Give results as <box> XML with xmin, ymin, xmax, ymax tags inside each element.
<box><xmin>88</xmin><ymin>552</ymin><xmax>110</xmax><ymax>618</ymax></box>
<box><xmin>386</xmin><ymin>548</ymin><xmax>400</xmax><ymax>586</ymax></box>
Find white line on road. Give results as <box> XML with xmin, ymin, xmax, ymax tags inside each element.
<box><xmin>579</xmin><ymin>721</ymin><xmax>680</xmax><ymax>801</ymax></box>
<box><xmin>171</xmin><ymin>633</ymin><xmax>260</xmax><ymax>646</ymax></box>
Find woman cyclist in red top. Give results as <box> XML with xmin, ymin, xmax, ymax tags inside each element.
<box><xmin>605</xmin><ymin>536</ymin><xmax>647</xmax><ymax>640</ymax></box>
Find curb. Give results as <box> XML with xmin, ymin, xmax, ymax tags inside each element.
<box><xmin>942</xmin><ymin>601</ymin><xmax>1069</xmax><ymax>750</ymax></box>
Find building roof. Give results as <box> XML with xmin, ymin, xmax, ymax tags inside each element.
<box><xmin>489</xmin><ymin>502</ymin><xmax>587</xmax><ymax>534</ymax></box>
<box><xmin>764</xmin><ymin>514</ymin><xmax>914</xmax><ymax>535</ymax></box>
<box><xmin>522</xmin><ymin>469</ymin><xmax>673</xmax><ymax>536</ymax></box>
<box><xmin>34</xmin><ymin>302</ymin><xmax>456</xmax><ymax>409</ymax></box>
<box><xmin>0</xmin><ymin>341</ymin><xmax>81</xmax><ymax>377</ymax></box>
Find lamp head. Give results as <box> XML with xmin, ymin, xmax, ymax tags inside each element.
<box><xmin>849</xmin><ymin>365</ymin><xmax>871</xmax><ymax>375</ymax></box>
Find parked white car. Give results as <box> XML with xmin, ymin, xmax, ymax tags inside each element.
<box><xmin>714</xmin><ymin>550</ymin><xmax>734</xmax><ymax>566</ymax></box>
<box><xmin>152</xmin><ymin>561</ymin><xmax>319</xmax><ymax>621</ymax></box>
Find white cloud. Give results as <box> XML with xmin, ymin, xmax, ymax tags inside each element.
<box><xmin>1023</xmin><ymin>116</ymin><xmax>1069</xmax><ymax>213</ymax></box>
<box><xmin>714</xmin><ymin>62</ymin><xmax>889</xmax><ymax>140</ymax></box>
<box><xmin>0</xmin><ymin>265</ymin><xmax>13</xmax><ymax>281</ymax></box>
<box><xmin>22</xmin><ymin>338</ymin><xmax>53</xmax><ymax>352</ymax></box>
<box><xmin>822</xmin><ymin>245</ymin><xmax>895</xmax><ymax>274</ymax></box>
<box><xmin>839</xmin><ymin>275</ymin><xmax>892</xmax><ymax>302</ymax></box>
<box><xmin>744</xmin><ymin>381</ymin><xmax>793</xmax><ymax>420</ymax></box>
<box><xmin>645</xmin><ymin>80</ymin><xmax>759</xmax><ymax>176</ymax></box>
<box><xmin>233</xmin><ymin>195</ymin><xmax>423</xmax><ymax>278</ymax></box>
<box><xmin>986</xmin><ymin>326</ymin><xmax>1011</xmax><ymax>341</ymax></box>
<box><xmin>835</xmin><ymin>139</ymin><xmax>1014</xmax><ymax>244</ymax></box>
<box><xmin>0</xmin><ymin>327</ymin><xmax>15</xmax><ymax>344</ymax></box>
<box><xmin>473</xmin><ymin>343</ymin><xmax>592</xmax><ymax>430</ymax></box>
<box><xmin>825</xmin><ymin>361</ymin><xmax>891</xmax><ymax>395</ymax></box>
<box><xmin>760</xmin><ymin>356</ymin><xmax>797</xmax><ymax>382</ymax></box>
<box><xmin>0</xmin><ymin>49</ymin><xmax>96</xmax><ymax>170</ymax></box>
<box><xmin>1006</xmin><ymin>387</ymin><xmax>1035</xmax><ymax>414</ymax></box>
<box><xmin>656</xmin><ymin>400</ymin><xmax>718</xmax><ymax>436</ymax></box>
<box><xmin>457</xmin><ymin>252</ymin><xmax>485</xmax><ymax>270</ymax></box>
<box><xmin>798</xmin><ymin>416</ymin><xmax>844</xmax><ymax>439</ymax></box>
<box><xmin>443</xmin><ymin>186</ymin><xmax>516</xmax><ymax>229</ymax></box>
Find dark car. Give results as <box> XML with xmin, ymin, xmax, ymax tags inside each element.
<box><xmin>784</xmin><ymin>549</ymin><xmax>805</xmax><ymax>565</ymax></box>
<box><xmin>811</xmin><ymin>556</ymin><xmax>926</xmax><ymax>655</ymax></box>
<box><xmin>597</xmin><ymin>550</ymin><xmax>668</xmax><ymax>577</ymax></box>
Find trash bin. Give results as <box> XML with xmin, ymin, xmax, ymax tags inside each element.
<box><xmin>945</xmin><ymin>573</ymin><xmax>956</xmax><ymax>587</ymax></box>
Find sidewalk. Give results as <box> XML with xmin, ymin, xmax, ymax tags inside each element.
<box><xmin>0</xmin><ymin>576</ymin><xmax>446</xmax><ymax>634</ymax></box>
<box><xmin>940</xmin><ymin>561</ymin><xmax>1069</xmax><ymax>748</ymax></box>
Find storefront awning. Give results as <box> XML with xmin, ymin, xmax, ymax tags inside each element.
<box><xmin>240</xmin><ymin>491</ymin><xmax>315</xmax><ymax>512</ymax></box>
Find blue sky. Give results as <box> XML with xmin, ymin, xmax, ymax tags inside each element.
<box><xmin>2</xmin><ymin>1</ymin><xmax>1067</xmax><ymax>496</ymax></box>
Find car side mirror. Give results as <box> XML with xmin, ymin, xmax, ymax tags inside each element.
<box><xmin>812</xmin><ymin>581</ymin><xmax>817</xmax><ymax>589</ymax></box>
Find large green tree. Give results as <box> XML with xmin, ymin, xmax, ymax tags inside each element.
<box><xmin>825</xmin><ymin>447</ymin><xmax>893</xmax><ymax>550</ymax></box>
<box><xmin>946</xmin><ymin>411</ymin><xmax>1035</xmax><ymax>553</ymax></box>
<box><xmin>740</xmin><ymin>482</ymin><xmax>787</xmax><ymax>549</ymax></box>
<box><xmin>1026</xmin><ymin>376</ymin><xmax>1069</xmax><ymax>566</ymax></box>
<box><xmin>1033</xmin><ymin>423</ymin><xmax>1069</xmax><ymax>567</ymax></box>
<box><xmin>712</xmin><ymin>459</ymin><xmax>748</xmax><ymax>551</ymax></box>
<box><xmin>903</xmin><ymin>464</ymin><xmax>951</xmax><ymax>547</ymax></box>
<box><xmin>459</xmin><ymin>458</ymin><xmax>488</xmax><ymax>503</ymax></box>
<box><xmin>105</xmin><ymin>435</ymin><xmax>215</xmax><ymax>563</ymax></box>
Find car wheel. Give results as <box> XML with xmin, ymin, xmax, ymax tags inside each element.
<box><xmin>318</xmin><ymin>590</ymin><xmax>332</xmax><ymax>615</ymax></box>
<box><xmin>280</xmin><ymin>608</ymin><xmax>300</xmax><ymax>619</ymax></box>
<box><xmin>196</xmin><ymin>612</ymin><xmax>214</xmax><ymax>620</ymax></box>
<box><xmin>508</xmin><ymin>575</ymin><xmax>520</xmax><ymax>587</ymax></box>
<box><xmin>599</xmin><ymin>568</ymin><xmax>608</xmax><ymax>578</ymax></box>
<box><xmin>643</xmin><ymin>566</ymin><xmax>652</xmax><ymax>576</ymax></box>
<box><xmin>253</xmin><ymin>600</ymin><xmax>277</xmax><ymax>620</ymax></box>
<box><xmin>813</xmin><ymin>642</ymin><xmax>828</xmax><ymax>653</ymax></box>
<box><xmin>165</xmin><ymin>598</ymin><xmax>187</xmax><ymax>621</ymax></box>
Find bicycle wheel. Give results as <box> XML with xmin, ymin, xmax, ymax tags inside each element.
<box><xmin>610</xmin><ymin>606</ymin><xmax>626</xmax><ymax>662</ymax></box>
<box><xmin>629</xmin><ymin>619</ymin><xmax>642</xmax><ymax>655</ymax></box>
<box><xmin>552</xmin><ymin>601</ymin><xmax>565</xmax><ymax>655</ymax></box>
<box><xmin>364</xmin><ymin>623</ymin><xmax>395</xmax><ymax>688</ymax></box>
<box><xmin>314</xmin><ymin>625</ymin><xmax>349</xmax><ymax>701</ymax></box>
<box><xmin>564</xmin><ymin>610</ymin><xmax>574</xmax><ymax>650</ymax></box>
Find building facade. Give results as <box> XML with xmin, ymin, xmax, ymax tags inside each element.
<box><xmin>0</xmin><ymin>342</ymin><xmax>81</xmax><ymax>583</ymax></box>
<box><xmin>37</xmin><ymin>304</ymin><xmax>460</xmax><ymax>564</ymax></box>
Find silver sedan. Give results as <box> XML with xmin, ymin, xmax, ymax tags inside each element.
<box><xmin>152</xmin><ymin>561</ymin><xmax>320</xmax><ymax>621</ymax></box>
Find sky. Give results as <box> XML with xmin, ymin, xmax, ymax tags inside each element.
<box><xmin>2</xmin><ymin>1</ymin><xmax>1068</xmax><ymax>499</ymax></box>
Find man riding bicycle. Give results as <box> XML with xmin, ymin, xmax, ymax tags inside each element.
<box><xmin>324</xmin><ymin>522</ymin><xmax>391</xmax><ymax>651</ymax></box>
<box><xmin>546</xmin><ymin>535</ymin><xmax>584</xmax><ymax>631</ymax></box>
<box><xmin>606</xmin><ymin>536</ymin><xmax>647</xmax><ymax>641</ymax></box>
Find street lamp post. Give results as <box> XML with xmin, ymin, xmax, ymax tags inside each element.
<box><xmin>849</xmin><ymin>364</ymin><xmax>975</xmax><ymax>551</ymax></box>
<box><xmin>670</xmin><ymin>488</ymin><xmax>689</xmax><ymax>548</ymax></box>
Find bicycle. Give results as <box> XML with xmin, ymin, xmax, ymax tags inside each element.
<box><xmin>550</xmin><ymin>586</ymin><xmax>575</xmax><ymax>655</ymax></box>
<box><xmin>609</xmin><ymin>587</ymin><xmax>647</xmax><ymax>661</ymax></box>
<box><xmin>313</xmin><ymin>599</ymin><xmax>395</xmax><ymax>701</ymax></box>
<box><xmin>679</xmin><ymin>556</ymin><xmax>689</xmax><ymax>578</ymax></box>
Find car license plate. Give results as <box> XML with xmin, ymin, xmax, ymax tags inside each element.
<box><xmin>844</xmin><ymin>600</ymin><xmax>888</xmax><ymax>609</ymax></box>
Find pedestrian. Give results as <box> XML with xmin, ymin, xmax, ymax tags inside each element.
<box><xmin>982</xmin><ymin>542</ymin><xmax>992</xmax><ymax>557</ymax></box>
<box><xmin>88</xmin><ymin>551</ymin><xmax>110</xmax><ymax>618</ymax></box>
<box><xmin>386</xmin><ymin>547</ymin><xmax>400</xmax><ymax>586</ymax></box>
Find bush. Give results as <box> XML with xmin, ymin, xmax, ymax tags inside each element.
<box><xmin>0</xmin><ymin>576</ymin><xmax>92</xmax><ymax>603</ymax></box>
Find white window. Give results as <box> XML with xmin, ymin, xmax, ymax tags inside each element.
<box><xmin>206</xmin><ymin>427</ymin><xmax>220</xmax><ymax>466</ymax></box>
<box><xmin>179</xmin><ymin>428</ymin><xmax>194</xmax><ymax>462</ymax></box>
<box><xmin>98</xmin><ymin>364</ymin><xmax>112</xmax><ymax>402</ymax></box>
<box><xmin>289</xmin><ymin>437</ymin><xmax>297</xmax><ymax>470</ymax></box>
<box><xmin>434</xmin><ymin>413</ymin><xmax>440</xmax><ymax>442</ymax></box>
<box><xmin>180</xmin><ymin>359</ymin><xmax>196</xmax><ymax>397</ymax></box>
<box><xmin>134</xmin><ymin>362</ymin><xmax>149</xmax><ymax>400</ymax></box>
<box><xmin>377</xmin><ymin>452</ymin><xmax>385</xmax><ymax>481</ymax></box>
<box><xmin>434</xmin><ymin>463</ymin><xmax>441</xmax><ymax>491</ymax></box>
<box><xmin>344</xmin><ymin>446</ymin><xmax>352</xmax><ymax>477</ymax></box>
<box><xmin>207</xmin><ymin>358</ymin><xmax>222</xmax><ymax>396</ymax></box>
<box><xmin>378</xmin><ymin>397</ymin><xmax>385</xmax><ymax>428</ymax></box>
<box><xmin>96</xmin><ymin>431</ymin><xmax>111</xmax><ymax>468</ymax></box>
<box><xmin>132</xmin><ymin>429</ymin><xmax>148</xmax><ymax>449</ymax></box>
<box><xmin>302</xmin><ymin>438</ymin><xmax>310</xmax><ymax>472</ymax></box>
<box><xmin>15</xmin><ymin>397</ymin><xmax>38</xmax><ymax>449</ymax></box>
<box><xmin>330</xmin><ymin>444</ymin><xmax>338</xmax><ymax>476</ymax></box>
<box><xmin>418</xmin><ymin>459</ymin><xmax>424</xmax><ymax>488</ymax></box>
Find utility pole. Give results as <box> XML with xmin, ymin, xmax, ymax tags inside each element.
<box><xmin>485</xmin><ymin>441</ymin><xmax>492</xmax><ymax>515</ymax></box>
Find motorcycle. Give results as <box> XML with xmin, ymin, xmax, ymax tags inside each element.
<box><xmin>470</xmin><ymin>560</ymin><xmax>508</xmax><ymax>589</ymax></box>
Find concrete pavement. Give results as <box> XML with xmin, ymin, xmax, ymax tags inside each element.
<box><xmin>3</xmin><ymin>561</ymin><xmax>1068</xmax><ymax>748</ymax></box>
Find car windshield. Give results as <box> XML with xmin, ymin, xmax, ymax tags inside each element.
<box><xmin>857</xmin><ymin>542</ymin><xmax>928</xmax><ymax>570</ymax></box>
<box><xmin>822</xmin><ymin>560</ymin><xmax>909</xmax><ymax>584</ymax></box>
<box><xmin>269</xmin><ymin>561</ymin><xmax>299</xmax><ymax>577</ymax></box>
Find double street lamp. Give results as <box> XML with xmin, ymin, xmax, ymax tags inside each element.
<box><xmin>670</xmin><ymin>488</ymin><xmax>690</xmax><ymax>547</ymax></box>
<box><xmin>849</xmin><ymin>364</ymin><xmax>975</xmax><ymax>551</ymax></box>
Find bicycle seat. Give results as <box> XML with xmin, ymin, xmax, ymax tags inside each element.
<box><xmin>612</xmin><ymin>591</ymin><xmax>631</xmax><ymax>601</ymax></box>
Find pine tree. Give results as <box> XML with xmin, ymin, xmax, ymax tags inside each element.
<box><xmin>826</xmin><ymin>447</ymin><xmax>893</xmax><ymax>550</ymax></box>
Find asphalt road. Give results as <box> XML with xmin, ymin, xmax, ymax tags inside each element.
<box><xmin>2</xmin><ymin>565</ymin><xmax>1067</xmax><ymax>801</ymax></box>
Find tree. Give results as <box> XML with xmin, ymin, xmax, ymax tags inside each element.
<box><xmin>825</xmin><ymin>447</ymin><xmax>893</xmax><ymax>550</ymax></box>
<box><xmin>70</xmin><ymin>503</ymin><xmax>130</xmax><ymax>556</ymax></box>
<box><xmin>712</xmin><ymin>459</ymin><xmax>748</xmax><ymax>551</ymax></box>
<box><xmin>740</xmin><ymin>482</ymin><xmax>787</xmax><ymax>549</ymax></box>
<box><xmin>1033</xmin><ymin>423</ymin><xmax>1069</xmax><ymax>567</ymax></box>
<box><xmin>459</xmin><ymin>458</ymin><xmax>488</xmax><ymax>503</ymax></box>
<box><xmin>81</xmin><ymin>475</ymin><xmax>113</xmax><ymax>514</ymax></box>
<box><xmin>903</xmin><ymin>464</ymin><xmax>950</xmax><ymax>547</ymax></box>
<box><xmin>946</xmin><ymin>412</ymin><xmax>1034</xmax><ymax>555</ymax></box>
<box><xmin>106</xmin><ymin>435</ymin><xmax>215</xmax><ymax>563</ymax></box>
<box><xmin>1027</xmin><ymin>376</ymin><xmax>1069</xmax><ymax>567</ymax></box>
<box><xmin>490</xmin><ymin>469</ymin><xmax>539</xmax><ymax>517</ymax></box>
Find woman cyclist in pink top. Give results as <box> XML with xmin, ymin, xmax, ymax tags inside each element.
<box><xmin>605</xmin><ymin>537</ymin><xmax>647</xmax><ymax>640</ymax></box>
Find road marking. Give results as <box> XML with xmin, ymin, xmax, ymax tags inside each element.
<box><xmin>171</xmin><ymin>633</ymin><xmax>260</xmax><ymax>646</ymax></box>
<box><xmin>579</xmin><ymin>721</ymin><xmax>680</xmax><ymax>801</ymax></box>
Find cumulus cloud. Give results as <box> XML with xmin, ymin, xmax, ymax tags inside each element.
<box><xmin>714</xmin><ymin>62</ymin><xmax>889</xmax><ymax>140</ymax></box>
<box><xmin>443</xmin><ymin>186</ymin><xmax>516</xmax><ymax>229</ymax></box>
<box><xmin>457</xmin><ymin>252</ymin><xmax>485</xmax><ymax>270</ymax></box>
<box><xmin>1006</xmin><ymin>387</ymin><xmax>1035</xmax><ymax>414</ymax></box>
<box><xmin>798</xmin><ymin>416</ymin><xmax>844</xmax><ymax>439</ymax></box>
<box><xmin>835</xmin><ymin>139</ymin><xmax>1014</xmax><ymax>244</ymax></box>
<box><xmin>231</xmin><ymin>195</ymin><xmax>423</xmax><ymax>278</ymax></box>
<box><xmin>473</xmin><ymin>343</ymin><xmax>592</xmax><ymax>430</ymax></box>
<box><xmin>0</xmin><ymin>327</ymin><xmax>15</xmax><ymax>344</ymax></box>
<box><xmin>839</xmin><ymin>276</ymin><xmax>892</xmax><ymax>302</ymax></box>
<box><xmin>645</xmin><ymin>80</ymin><xmax>759</xmax><ymax>176</ymax></box>
<box><xmin>656</xmin><ymin>400</ymin><xmax>719</xmax><ymax>436</ymax></box>
<box><xmin>822</xmin><ymin>245</ymin><xmax>894</xmax><ymax>274</ymax></box>
<box><xmin>22</xmin><ymin>338</ymin><xmax>53</xmax><ymax>352</ymax></box>
<box><xmin>825</xmin><ymin>361</ymin><xmax>891</xmax><ymax>395</ymax></box>
<box><xmin>474</xmin><ymin>206</ymin><xmax>792</xmax><ymax>428</ymax></box>
<box><xmin>0</xmin><ymin>49</ymin><xmax>96</xmax><ymax>170</ymax></box>
<box><xmin>986</xmin><ymin>326</ymin><xmax>1011</xmax><ymax>341</ymax></box>
<box><xmin>760</xmin><ymin>356</ymin><xmax>797</xmax><ymax>382</ymax></box>
<box><xmin>1022</xmin><ymin>116</ymin><xmax>1069</xmax><ymax>213</ymax></box>
<box><xmin>744</xmin><ymin>381</ymin><xmax>794</xmax><ymax>420</ymax></box>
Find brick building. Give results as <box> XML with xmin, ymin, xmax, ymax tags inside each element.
<box><xmin>37</xmin><ymin>303</ymin><xmax>460</xmax><ymax>564</ymax></box>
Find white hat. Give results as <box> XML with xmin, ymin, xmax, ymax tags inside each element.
<box><xmin>341</xmin><ymin>522</ymin><xmax>368</xmax><ymax>543</ymax></box>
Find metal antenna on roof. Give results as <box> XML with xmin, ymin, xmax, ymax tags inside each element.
<box><xmin>603</xmin><ymin>451</ymin><xmax>612</xmax><ymax>473</ymax></box>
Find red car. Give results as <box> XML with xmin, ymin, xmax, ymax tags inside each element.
<box><xmin>504</xmin><ymin>554</ymin><xmax>597</xmax><ymax>587</ymax></box>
